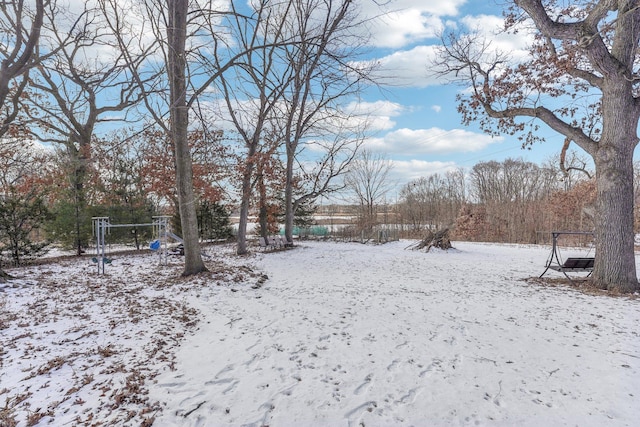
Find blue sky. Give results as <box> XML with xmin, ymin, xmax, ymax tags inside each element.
<box><xmin>351</xmin><ymin>0</ymin><xmax>618</xmax><ymax>187</ymax></box>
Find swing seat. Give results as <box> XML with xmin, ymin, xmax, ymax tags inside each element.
<box><xmin>549</xmin><ymin>257</ymin><xmax>594</xmax><ymax>271</ymax></box>
<box><xmin>540</xmin><ymin>231</ymin><xmax>595</xmax><ymax>280</ymax></box>
<box><xmin>149</xmin><ymin>239</ymin><xmax>161</xmax><ymax>251</ymax></box>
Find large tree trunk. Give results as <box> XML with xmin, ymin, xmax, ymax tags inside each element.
<box><xmin>236</xmin><ymin>144</ymin><xmax>259</xmax><ymax>255</ymax></box>
<box><xmin>436</xmin><ymin>1</ymin><xmax>639</xmax><ymax>291</ymax></box>
<box><xmin>236</xmin><ymin>165</ymin><xmax>253</xmax><ymax>255</ymax></box>
<box><xmin>284</xmin><ymin>145</ymin><xmax>295</xmax><ymax>245</ymax></box>
<box><xmin>593</xmin><ymin>80</ymin><xmax>638</xmax><ymax>292</ymax></box>
<box><xmin>257</xmin><ymin>163</ymin><xmax>269</xmax><ymax>240</ymax></box>
<box><xmin>167</xmin><ymin>0</ymin><xmax>206</xmax><ymax>276</ymax></box>
<box><xmin>71</xmin><ymin>141</ymin><xmax>91</xmax><ymax>256</ymax></box>
<box><xmin>593</xmin><ymin>153</ymin><xmax>637</xmax><ymax>292</ymax></box>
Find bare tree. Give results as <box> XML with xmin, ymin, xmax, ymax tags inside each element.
<box><xmin>344</xmin><ymin>149</ymin><xmax>394</xmax><ymax>235</ymax></box>
<box><xmin>214</xmin><ymin>0</ymin><xmax>297</xmax><ymax>255</ymax></box>
<box><xmin>399</xmin><ymin>169</ymin><xmax>466</xmax><ymax>234</ymax></box>
<box><xmin>101</xmin><ymin>0</ymin><xmax>224</xmax><ymax>274</ymax></box>
<box><xmin>163</xmin><ymin>0</ymin><xmax>207</xmax><ymax>275</ymax></box>
<box><xmin>435</xmin><ymin>1</ymin><xmax>640</xmax><ymax>292</ymax></box>
<box><xmin>288</xmin><ymin>130</ymin><xmax>362</xmax><ymax>229</ymax></box>
<box><xmin>102</xmin><ymin>0</ymin><xmax>261</xmax><ymax>272</ymax></box>
<box><xmin>276</xmin><ymin>0</ymin><xmax>374</xmax><ymax>245</ymax></box>
<box><xmin>469</xmin><ymin>159</ymin><xmax>556</xmax><ymax>204</ymax></box>
<box><xmin>467</xmin><ymin>158</ymin><xmax>559</xmax><ymax>242</ymax></box>
<box><xmin>21</xmin><ymin>1</ymin><xmax>147</xmax><ymax>255</ymax></box>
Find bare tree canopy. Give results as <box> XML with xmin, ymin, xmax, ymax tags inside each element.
<box><xmin>276</xmin><ymin>0</ymin><xmax>376</xmax><ymax>245</ymax></box>
<box><xmin>210</xmin><ymin>0</ymin><xmax>374</xmax><ymax>254</ymax></box>
<box><xmin>17</xmin><ymin>1</ymin><xmax>153</xmax><ymax>256</ymax></box>
<box><xmin>0</xmin><ymin>0</ymin><xmax>45</xmax><ymax>137</ymax></box>
<box><xmin>435</xmin><ymin>0</ymin><xmax>639</xmax><ymax>292</ymax></box>
<box><xmin>345</xmin><ymin>149</ymin><xmax>394</xmax><ymax>234</ymax></box>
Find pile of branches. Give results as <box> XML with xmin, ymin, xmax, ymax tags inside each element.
<box><xmin>407</xmin><ymin>228</ymin><xmax>453</xmax><ymax>252</ymax></box>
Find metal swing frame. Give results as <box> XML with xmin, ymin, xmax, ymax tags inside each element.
<box><xmin>92</xmin><ymin>216</ymin><xmax>172</xmax><ymax>275</ymax></box>
<box><xmin>539</xmin><ymin>231</ymin><xmax>595</xmax><ymax>281</ymax></box>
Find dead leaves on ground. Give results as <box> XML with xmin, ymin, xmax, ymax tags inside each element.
<box><xmin>1</xmin><ymin>250</ymin><xmax>266</xmax><ymax>426</ymax></box>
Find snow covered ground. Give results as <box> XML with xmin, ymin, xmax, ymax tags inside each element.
<box><xmin>1</xmin><ymin>240</ymin><xmax>639</xmax><ymax>426</ymax></box>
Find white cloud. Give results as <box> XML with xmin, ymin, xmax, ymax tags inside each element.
<box><xmin>369</xmin><ymin>10</ymin><xmax>444</xmax><ymax>48</ymax></box>
<box><xmin>359</xmin><ymin>0</ymin><xmax>467</xmax><ymax>48</ymax></box>
<box><xmin>383</xmin><ymin>0</ymin><xmax>467</xmax><ymax>17</ymax></box>
<box><xmin>360</xmin><ymin>11</ymin><xmax>537</xmax><ymax>89</ymax></box>
<box><xmin>358</xmin><ymin>45</ymin><xmax>443</xmax><ymax>88</ymax></box>
<box><xmin>431</xmin><ymin>105</ymin><xmax>442</xmax><ymax>113</ymax></box>
<box><xmin>389</xmin><ymin>159</ymin><xmax>460</xmax><ymax>187</ymax></box>
<box><xmin>195</xmin><ymin>97</ymin><xmax>407</xmax><ymax>142</ymax></box>
<box><xmin>345</xmin><ymin>99</ymin><xmax>404</xmax><ymax>117</ymax></box>
<box><xmin>365</xmin><ymin>127</ymin><xmax>503</xmax><ymax>155</ymax></box>
<box><xmin>342</xmin><ymin>100</ymin><xmax>405</xmax><ymax>132</ymax></box>
<box><xmin>460</xmin><ymin>14</ymin><xmax>533</xmax><ymax>61</ymax></box>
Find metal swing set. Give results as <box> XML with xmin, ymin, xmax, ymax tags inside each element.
<box><xmin>539</xmin><ymin>231</ymin><xmax>595</xmax><ymax>281</ymax></box>
<box><xmin>91</xmin><ymin>215</ymin><xmax>176</xmax><ymax>274</ymax></box>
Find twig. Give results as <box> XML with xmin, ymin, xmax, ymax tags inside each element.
<box><xmin>225</xmin><ymin>317</ymin><xmax>242</xmax><ymax>327</ymax></box>
<box><xmin>610</xmin><ymin>351</ymin><xmax>640</xmax><ymax>359</ymax></box>
<box><xmin>183</xmin><ymin>401</ymin><xmax>206</xmax><ymax>418</ymax></box>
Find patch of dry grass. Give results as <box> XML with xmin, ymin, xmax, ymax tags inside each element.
<box><xmin>525</xmin><ymin>276</ymin><xmax>638</xmax><ymax>299</ymax></box>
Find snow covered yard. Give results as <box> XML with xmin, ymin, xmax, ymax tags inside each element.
<box><xmin>1</xmin><ymin>241</ymin><xmax>639</xmax><ymax>426</ymax></box>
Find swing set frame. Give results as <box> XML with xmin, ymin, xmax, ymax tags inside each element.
<box><xmin>92</xmin><ymin>216</ymin><xmax>172</xmax><ymax>274</ymax></box>
<box><xmin>540</xmin><ymin>231</ymin><xmax>595</xmax><ymax>281</ymax></box>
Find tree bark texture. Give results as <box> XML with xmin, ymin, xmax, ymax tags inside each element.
<box><xmin>236</xmin><ymin>162</ymin><xmax>254</xmax><ymax>255</ymax></box>
<box><xmin>284</xmin><ymin>145</ymin><xmax>295</xmax><ymax>245</ymax></box>
<box><xmin>236</xmin><ymin>136</ymin><xmax>260</xmax><ymax>255</ymax></box>
<box><xmin>592</xmin><ymin>77</ymin><xmax>638</xmax><ymax>292</ymax></box>
<box><xmin>167</xmin><ymin>0</ymin><xmax>206</xmax><ymax>275</ymax></box>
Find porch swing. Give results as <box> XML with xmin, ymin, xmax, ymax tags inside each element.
<box><xmin>539</xmin><ymin>231</ymin><xmax>595</xmax><ymax>281</ymax></box>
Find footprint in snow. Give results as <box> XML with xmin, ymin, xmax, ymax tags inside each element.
<box><xmin>419</xmin><ymin>360</ymin><xmax>442</xmax><ymax>377</ymax></box>
<box><xmin>215</xmin><ymin>364</ymin><xmax>235</xmax><ymax>378</ymax></box>
<box><xmin>397</xmin><ymin>387</ymin><xmax>423</xmax><ymax>405</ymax></box>
<box><xmin>345</xmin><ymin>400</ymin><xmax>377</xmax><ymax>424</ymax></box>
<box><xmin>354</xmin><ymin>373</ymin><xmax>373</xmax><ymax>395</ymax></box>
<box><xmin>387</xmin><ymin>359</ymin><xmax>399</xmax><ymax>371</ymax></box>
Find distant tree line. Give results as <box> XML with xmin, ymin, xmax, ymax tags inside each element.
<box><xmin>395</xmin><ymin>155</ymin><xmax>607</xmax><ymax>245</ymax></box>
<box><xmin>322</xmin><ymin>151</ymin><xmax>630</xmax><ymax>246</ymax></box>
